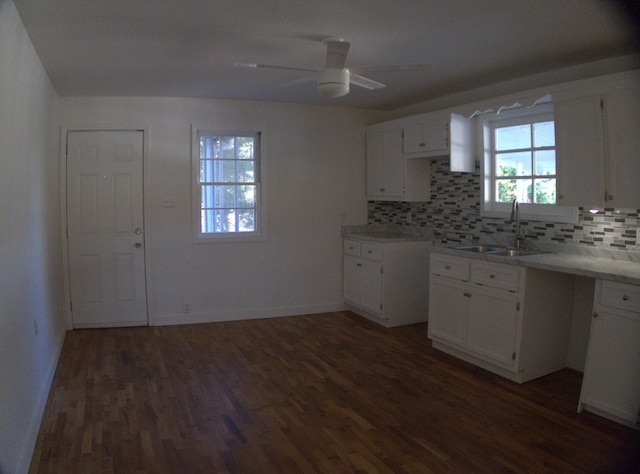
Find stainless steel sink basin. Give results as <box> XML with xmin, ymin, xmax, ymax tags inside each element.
<box><xmin>452</xmin><ymin>244</ymin><xmax>505</xmax><ymax>253</ymax></box>
<box><xmin>451</xmin><ymin>244</ymin><xmax>548</xmax><ymax>257</ymax></box>
<box><xmin>491</xmin><ymin>248</ymin><xmax>548</xmax><ymax>257</ymax></box>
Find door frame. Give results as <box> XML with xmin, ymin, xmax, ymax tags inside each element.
<box><xmin>59</xmin><ymin>125</ymin><xmax>153</xmax><ymax>329</ymax></box>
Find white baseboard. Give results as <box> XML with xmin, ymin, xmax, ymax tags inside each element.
<box><xmin>152</xmin><ymin>302</ymin><xmax>349</xmax><ymax>326</ymax></box>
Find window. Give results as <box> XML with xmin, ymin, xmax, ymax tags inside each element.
<box><xmin>492</xmin><ymin>114</ymin><xmax>556</xmax><ymax>205</ymax></box>
<box><xmin>193</xmin><ymin>129</ymin><xmax>263</xmax><ymax>240</ymax></box>
<box><xmin>480</xmin><ymin>103</ymin><xmax>577</xmax><ymax>222</ymax></box>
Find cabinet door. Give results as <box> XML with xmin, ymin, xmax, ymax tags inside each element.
<box><xmin>366</xmin><ymin>128</ymin><xmax>403</xmax><ymax>199</ymax></box>
<box><xmin>360</xmin><ymin>259</ymin><xmax>383</xmax><ymax>314</ymax></box>
<box><xmin>554</xmin><ymin>93</ymin><xmax>606</xmax><ymax>208</ymax></box>
<box><xmin>343</xmin><ymin>255</ymin><xmax>361</xmax><ymax>305</ymax></box>
<box><xmin>580</xmin><ymin>308</ymin><xmax>640</xmax><ymax>425</ymax></box>
<box><xmin>467</xmin><ymin>286</ymin><xmax>518</xmax><ymax>366</ymax></box>
<box><xmin>366</xmin><ymin>130</ymin><xmax>385</xmax><ymax>198</ymax></box>
<box><xmin>404</xmin><ymin>119</ymin><xmax>448</xmax><ymax>156</ymax></box>
<box><xmin>428</xmin><ymin>277</ymin><xmax>469</xmax><ymax>347</ymax></box>
<box><xmin>604</xmin><ymin>87</ymin><xmax>640</xmax><ymax>209</ymax></box>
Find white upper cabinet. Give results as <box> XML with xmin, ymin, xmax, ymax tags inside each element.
<box><xmin>403</xmin><ymin>116</ymin><xmax>448</xmax><ymax>156</ymax></box>
<box><xmin>402</xmin><ymin>113</ymin><xmax>475</xmax><ymax>172</ymax></box>
<box><xmin>366</xmin><ymin>126</ymin><xmax>431</xmax><ymax>202</ymax></box>
<box><xmin>554</xmin><ymin>72</ymin><xmax>640</xmax><ymax>209</ymax></box>
<box><xmin>366</xmin><ymin>128</ymin><xmax>404</xmax><ymax>200</ymax></box>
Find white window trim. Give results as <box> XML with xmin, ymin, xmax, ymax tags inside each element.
<box><xmin>191</xmin><ymin>125</ymin><xmax>267</xmax><ymax>243</ymax></box>
<box><xmin>478</xmin><ymin>103</ymin><xmax>578</xmax><ymax>223</ymax></box>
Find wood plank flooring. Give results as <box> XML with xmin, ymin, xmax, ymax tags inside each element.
<box><xmin>30</xmin><ymin>311</ymin><xmax>640</xmax><ymax>473</ymax></box>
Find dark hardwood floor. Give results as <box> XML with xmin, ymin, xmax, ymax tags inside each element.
<box><xmin>30</xmin><ymin>311</ymin><xmax>640</xmax><ymax>473</ymax></box>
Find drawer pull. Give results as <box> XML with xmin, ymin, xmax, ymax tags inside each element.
<box><xmin>489</xmin><ymin>274</ymin><xmax>496</xmax><ymax>279</ymax></box>
<box><xmin>623</xmin><ymin>295</ymin><xmax>629</xmax><ymax>301</ymax></box>
<box><xmin>367</xmin><ymin>250</ymin><xmax>373</xmax><ymax>254</ymax></box>
<box><xmin>464</xmin><ymin>292</ymin><xmax>472</xmax><ymax>298</ymax></box>
<box><xmin>593</xmin><ymin>312</ymin><xmax>599</xmax><ymax>318</ymax></box>
<box><xmin>445</xmin><ymin>265</ymin><xmax>451</xmax><ymax>270</ymax></box>
<box><xmin>356</xmin><ymin>263</ymin><xmax>362</xmax><ymax>267</ymax></box>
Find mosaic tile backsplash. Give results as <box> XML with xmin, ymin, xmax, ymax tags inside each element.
<box><xmin>368</xmin><ymin>160</ymin><xmax>639</xmax><ymax>251</ymax></box>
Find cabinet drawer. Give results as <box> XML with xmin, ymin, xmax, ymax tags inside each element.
<box><xmin>344</xmin><ymin>240</ymin><xmax>361</xmax><ymax>257</ymax></box>
<box><xmin>598</xmin><ymin>280</ymin><xmax>640</xmax><ymax>313</ymax></box>
<box><xmin>472</xmin><ymin>262</ymin><xmax>520</xmax><ymax>292</ymax></box>
<box><xmin>430</xmin><ymin>254</ymin><xmax>470</xmax><ymax>281</ymax></box>
<box><xmin>360</xmin><ymin>243</ymin><xmax>382</xmax><ymax>261</ymax></box>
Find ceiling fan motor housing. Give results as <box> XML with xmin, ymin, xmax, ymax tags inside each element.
<box><xmin>317</xmin><ymin>68</ymin><xmax>350</xmax><ymax>97</ymax></box>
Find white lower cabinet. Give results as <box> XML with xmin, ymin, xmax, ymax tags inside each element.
<box><xmin>343</xmin><ymin>238</ymin><xmax>431</xmax><ymax>327</ymax></box>
<box><xmin>578</xmin><ymin>280</ymin><xmax>640</xmax><ymax>429</ymax></box>
<box><xmin>428</xmin><ymin>253</ymin><xmax>574</xmax><ymax>383</ymax></box>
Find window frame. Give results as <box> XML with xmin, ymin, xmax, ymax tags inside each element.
<box><xmin>191</xmin><ymin>126</ymin><xmax>266</xmax><ymax>242</ymax></box>
<box><xmin>479</xmin><ymin>103</ymin><xmax>578</xmax><ymax>223</ymax></box>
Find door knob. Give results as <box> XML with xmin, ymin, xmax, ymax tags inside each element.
<box><xmin>135</xmin><ymin>227</ymin><xmax>143</xmax><ymax>235</ymax></box>
<box><xmin>135</xmin><ymin>242</ymin><xmax>142</xmax><ymax>248</ymax></box>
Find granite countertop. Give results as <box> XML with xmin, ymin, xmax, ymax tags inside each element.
<box><xmin>341</xmin><ymin>224</ymin><xmax>432</xmax><ymax>243</ymax></box>
<box><xmin>430</xmin><ymin>244</ymin><xmax>640</xmax><ymax>286</ymax></box>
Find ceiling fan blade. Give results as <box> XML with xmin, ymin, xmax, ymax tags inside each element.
<box><xmin>234</xmin><ymin>62</ymin><xmax>318</xmax><ymax>73</ymax></box>
<box><xmin>349</xmin><ymin>63</ymin><xmax>433</xmax><ymax>74</ymax></box>
<box><xmin>324</xmin><ymin>38</ymin><xmax>350</xmax><ymax>69</ymax></box>
<box><xmin>349</xmin><ymin>73</ymin><xmax>386</xmax><ymax>90</ymax></box>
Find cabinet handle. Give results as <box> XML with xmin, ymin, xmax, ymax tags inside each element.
<box><xmin>419</xmin><ymin>142</ymin><xmax>425</xmax><ymax>147</ymax></box>
<box><xmin>593</xmin><ymin>312</ymin><xmax>599</xmax><ymax>318</ymax></box>
<box><xmin>356</xmin><ymin>263</ymin><xmax>362</xmax><ymax>267</ymax></box>
<box><xmin>379</xmin><ymin>188</ymin><xmax>385</xmax><ymax>192</ymax></box>
<box><xmin>444</xmin><ymin>265</ymin><xmax>451</xmax><ymax>270</ymax></box>
<box><xmin>464</xmin><ymin>292</ymin><xmax>472</xmax><ymax>298</ymax></box>
<box><xmin>558</xmin><ymin>194</ymin><xmax>564</xmax><ymax>200</ymax></box>
<box><xmin>623</xmin><ymin>295</ymin><xmax>629</xmax><ymax>301</ymax></box>
<box><xmin>489</xmin><ymin>274</ymin><xmax>496</xmax><ymax>279</ymax></box>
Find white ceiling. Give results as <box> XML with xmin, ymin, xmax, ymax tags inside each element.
<box><xmin>13</xmin><ymin>0</ymin><xmax>640</xmax><ymax>110</ymax></box>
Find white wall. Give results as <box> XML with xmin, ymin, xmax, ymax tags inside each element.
<box><xmin>59</xmin><ymin>97</ymin><xmax>373</xmax><ymax>325</ymax></box>
<box><xmin>0</xmin><ymin>1</ymin><xmax>67</xmax><ymax>473</ymax></box>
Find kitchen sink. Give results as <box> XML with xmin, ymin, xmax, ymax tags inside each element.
<box><xmin>491</xmin><ymin>248</ymin><xmax>548</xmax><ymax>257</ymax></box>
<box><xmin>451</xmin><ymin>244</ymin><xmax>548</xmax><ymax>257</ymax></box>
<box><xmin>452</xmin><ymin>244</ymin><xmax>505</xmax><ymax>253</ymax></box>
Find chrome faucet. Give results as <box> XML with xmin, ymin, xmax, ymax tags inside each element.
<box><xmin>510</xmin><ymin>198</ymin><xmax>525</xmax><ymax>248</ymax></box>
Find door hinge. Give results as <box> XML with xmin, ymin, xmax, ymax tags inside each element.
<box><xmin>380</xmin><ymin>303</ymin><xmax>383</xmax><ymax>310</ymax></box>
<box><xmin>512</xmin><ymin>352</ymin><xmax>516</xmax><ymax>361</ymax></box>
<box><xmin>380</xmin><ymin>266</ymin><xmax>383</xmax><ymax>274</ymax></box>
<box><xmin>516</xmin><ymin>301</ymin><xmax>520</xmax><ymax>311</ymax></box>
<box><xmin>600</xmin><ymin>98</ymin><xmax>604</xmax><ymax>109</ymax></box>
<box><xmin>69</xmin><ymin>301</ymin><xmax>73</xmax><ymax>312</ymax></box>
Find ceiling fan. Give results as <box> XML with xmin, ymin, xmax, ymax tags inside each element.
<box><xmin>235</xmin><ymin>37</ymin><xmax>432</xmax><ymax>98</ymax></box>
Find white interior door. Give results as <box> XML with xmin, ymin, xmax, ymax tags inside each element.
<box><xmin>66</xmin><ymin>130</ymin><xmax>147</xmax><ymax>328</ymax></box>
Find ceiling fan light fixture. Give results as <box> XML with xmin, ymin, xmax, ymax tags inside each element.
<box><xmin>317</xmin><ymin>68</ymin><xmax>349</xmax><ymax>98</ymax></box>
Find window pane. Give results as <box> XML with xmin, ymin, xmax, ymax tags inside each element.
<box><xmin>496</xmin><ymin>152</ymin><xmax>531</xmax><ymax>176</ymax></box>
<box><xmin>534</xmin><ymin>178</ymin><xmax>556</xmax><ymax>204</ymax></box>
<box><xmin>495</xmin><ymin>124</ymin><xmax>531</xmax><ymax>151</ymax></box>
<box><xmin>236</xmin><ymin>209</ymin><xmax>255</xmax><ymax>232</ymax></box>
<box><xmin>534</xmin><ymin>150</ymin><xmax>556</xmax><ymax>175</ymax></box>
<box><xmin>201</xmin><ymin>185</ymin><xmax>237</xmax><ymax>208</ymax></box>
<box><xmin>496</xmin><ymin>179</ymin><xmax>516</xmax><ymax>202</ymax></box>
<box><xmin>533</xmin><ymin>121</ymin><xmax>555</xmax><ymax>147</ymax></box>
<box><xmin>236</xmin><ymin>161</ymin><xmax>255</xmax><ymax>182</ymax></box>
<box><xmin>236</xmin><ymin>137</ymin><xmax>254</xmax><ymax>159</ymax></box>
<box><xmin>496</xmin><ymin>178</ymin><xmax>533</xmax><ymax>203</ymax></box>
<box><xmin>201</xmin><ymin>209</ymin><xmax>236</xmax><ymax>233</ymax></box>
<box><xmin>236</xmin><ymin>185</ymin><xmax>256</xmax><ymax>208</ymax></box>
